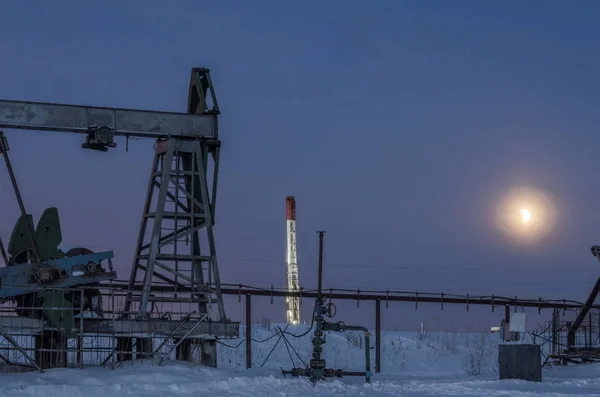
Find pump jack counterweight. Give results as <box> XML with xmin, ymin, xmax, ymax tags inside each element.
<box><xmin>282</xmin><ymin>231</ymin><xmax>372</xmax><ymax>384</ymax></box>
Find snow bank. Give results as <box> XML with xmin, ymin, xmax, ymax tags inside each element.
<box><xmin>0</xmin><ymin>325</ymin><xmax>598</xmax><ymax>396</ymax></box>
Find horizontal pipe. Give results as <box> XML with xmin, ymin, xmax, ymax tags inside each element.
<box><xmin>106</xmin><ymin>282</ymin><xmax>594</xmax><ymax>310</ymax></box>
<box><xmin>1</xmin><ymin>281</ymin><xmax>590</xmax><ymax>311</ymax></box>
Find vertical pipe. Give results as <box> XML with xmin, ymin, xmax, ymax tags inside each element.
<box><xmin>504</xmin><ymin>305</ymin><xmax>510</xmax><ymax>341</ymax></box>
<box><xmin>551</xmin><ymin>308</ymin><xmax>558</xmax><ymax>354</ymax></box>
<box><xmin>311</xmin><ymin>230</ymin><xmax>326</xmax><ymax>384</ymax></box>
<box><xmin>375</xmin><ymin>299</ymin><xmax>381</xmax><ymax>373</ymax></box>
<box><xmin>245</xmin><ymin>294</ymin><xmax>251</xmax><ymax>369</ymax></box>
<box><xmin>78</xmin><ymin>289</ymin><xmax>84</xmax><ymax>369</ymax></box>
<box><xmin>364</xmin><ymin>333</ymin><xmax>371</xmax><ymax>383</ymax></box>
<box><xmin>317</xmin><ymin>231</ymin><xmax>325</xmax><ymax>298</ymax></box>
<box><xmin>345</xmin><ymin>326</ymin><xmax>372</xmax><ymax>382</ymax></box>
<box><xmin>111</xmin><ymin>287</ymin><xmax>116</xmax><ymax>369</ymax></box>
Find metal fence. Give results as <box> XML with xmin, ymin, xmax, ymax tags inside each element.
<box><xmin>530</xmin><ymin>308</ymin><xmax>600</xmax><ymax>365</ymax></box>
<box><xmin>0</xmin><ymin>284</ymin><xmax>234</xmax><ymax>371</ymax></box>
<box><xmin>0</xmin><ymin>282</ymin><xmax>595</xmax><ymax>373</ymax></box>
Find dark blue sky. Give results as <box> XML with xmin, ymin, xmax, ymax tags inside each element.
<box><xmin>1</xmin><ymin>0</ymin><xmax>600</xmax><ymax>330</ymax></box>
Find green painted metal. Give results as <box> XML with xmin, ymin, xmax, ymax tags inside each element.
<box><xmin>7</xmin><ymin>208</ymin><xmax>64</xmax><ymax>261</ymax></box>
<box><xmin>7</xmin><ymin>214</ymin><xmax>35</xmax><ymax>256</ymax></box>
<box><xmin>342</xmin><ymin>325</ymin><xmax>372</xmax><ymax>382</ymax></box>
<box><xmin>38</xmin><ymin>290</ymin><xmax>76</xmax><ymax>338</ymax></box>
<box><xmin>35</xmin><ymin>208</ymin><xmax>63</xmax><ymax>260</ymax></box>
<box><xmin>310</xmin><ymin>300</ymin><xmax>326</xmax><ymax>382</ymax></box>
<box><xmin>5</xmin><ymin>207</ymin><xmax>111</xmax><ymax>338</ymax></box>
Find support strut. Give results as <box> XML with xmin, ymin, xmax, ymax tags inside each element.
<box><xmin>0</xmin><ymin>131</ymin><xmax>41</xmax><ymax>265</ymax></box>
<box><xmin>567</xmin><ymin>246</ymin><xmax>600</xmax><ymax>348</ymax></box>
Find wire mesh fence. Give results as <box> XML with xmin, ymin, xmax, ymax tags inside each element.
<box><xmin>0</xmin><ymin>284</ymin><xmax>231</xmax><ymax>372</ymax></box>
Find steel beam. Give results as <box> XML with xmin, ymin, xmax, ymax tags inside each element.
<box><xmin>567</xmin><ymin>277</ymin><xmax>600</xmax><ymax>347</ymax></box>
<box><xmin>0</xmin><ymin>100</ymin><xmax>216</xmax><ymax>139</ymax></box>
<box><xmin>86</xmin><ymin>318</ymin><xmax>239</xmax><ymax>338</ymax></box>
<box><xmin>0</xmin><ymin>315</ymin><xmax>239</xmax><ymax>338</ymax></box>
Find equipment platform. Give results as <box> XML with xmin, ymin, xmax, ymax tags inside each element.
<box><xmin>0</xmin><ymin>315</ymin><xmax>239</xmax><ymax>338</ymax></box>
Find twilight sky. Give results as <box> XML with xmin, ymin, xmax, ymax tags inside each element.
<box><xmin>1</xmin><ymin>0</ymin><xmax>600</xmax><ymax>331</ymax></box>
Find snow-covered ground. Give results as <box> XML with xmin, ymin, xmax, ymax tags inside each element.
<box><xmin>0</xmin><ymin>324</ymin><xmax>598</xmax><ymax>396</ymax></box>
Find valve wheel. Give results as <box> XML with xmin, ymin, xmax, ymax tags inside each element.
<box><xmin>325</xmin><ymin>302</ymin><xmax>337</xmax><ymax>318</ymax></box>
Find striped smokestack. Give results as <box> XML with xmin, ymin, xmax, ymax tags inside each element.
<box><xmin>286</xmin><ymin>196</ymin><xmax>296</xmax><ymax>221</ymax></box>
<box><xmin>285</xmin><ymin>196</ymin><xmax>300</xmax><ymax>325</ymax></box>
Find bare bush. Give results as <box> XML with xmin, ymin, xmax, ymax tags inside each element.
<box><xmin>259</xmin><ymin>316</ymin><xmax>272</xmax><ymax>332</ymax></box>
<box><xmin>345</xmin><ymin>332</ymin><xmax>363</xmax><ymax>349</ymax></box>
<box><xmin>464</xmin><ymin>335</ymin><xmax>487</xmax><ymax>376</ymax></box>
<box><xmin>383</xmin><ymin>338</ymin><xmax>407</xmax><ymax>370</ymax></box>
<box><xmin>416</xmin><ymin>322</ymin><xmax>429</xmax><ymax>341</ymax></box>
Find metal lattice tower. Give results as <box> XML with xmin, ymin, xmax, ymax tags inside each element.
<box><xmin>123</xmin><ymin>68</ymin><xmax>226</xmax><ymax>320</ymax></box>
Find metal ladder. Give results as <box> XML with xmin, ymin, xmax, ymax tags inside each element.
<box><xmin>152</xmin><ymin>312</ymin><xmax>193</xmax><ymax>358</ymax></box>
<box><xmin>154</xmin><ymin>311</ymin><xmax>211</xmax><ymax>365</ymax></box>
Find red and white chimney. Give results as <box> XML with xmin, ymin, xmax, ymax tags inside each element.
<box><xmin>286</xmin><ymin>196</ymin><xmax>300</xmax><ymax>325</ymax></box>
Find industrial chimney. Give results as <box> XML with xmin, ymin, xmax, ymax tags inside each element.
<box><xmin>286</xmin><ymin>196</ymin><xmax>300</xmax><ymax>325</ymax></box>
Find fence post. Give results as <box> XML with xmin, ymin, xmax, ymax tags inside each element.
<box><xmin>78</xmin><ymin>288</ymin><xmax>84</xmax><ymax>369</ymax></box>
<box><xmin>375</xmin><ymin>299</ymin><xmax>381</xmax><ymax>373</ymax></box>
<box><xmin>246</xmin><ymin>293</ymin><xmax>251</xmax><ymax>369</ymax></box>
<box><xmin>551</xmin><ymin>308</ymin><xmax>558</xmax><ymax>354</ymax></box>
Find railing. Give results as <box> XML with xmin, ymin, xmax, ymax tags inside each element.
<box><xmin>0</xmin><ymin>281</ymin><xmax>594</xmax><ymax>372</ymax></box>
<box><xmin>0</xmin><ymin>284</ymin><xmax>228</xmax><ymax>371</ymax></box>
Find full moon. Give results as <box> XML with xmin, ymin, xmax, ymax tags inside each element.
<box><xmin>494</xmin><ymin>185</ymin><xmax>557</xmax><ymax>245</ymax></box>
<box><xmin>520</xmin><ymin>209</ymin><xmax>531</xmax><ymax>224</ymax></box>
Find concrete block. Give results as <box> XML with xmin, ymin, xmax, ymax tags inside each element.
<box><xmin>498</xmin><ymin>343</ymin><xmax>542</xmax><ymax>382</ymax></box>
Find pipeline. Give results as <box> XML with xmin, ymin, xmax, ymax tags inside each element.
<box><xmin>341</xmin><ymin>325</ymin><xmax>372</xmax><ymax>381</ymax></box>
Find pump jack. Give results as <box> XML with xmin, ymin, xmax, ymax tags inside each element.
<box><xmin>282</xmin><ymin>231</ymin><xmax>372</xmax><ymax>383</ymax></box>
<box><xmin>0</xmin><ymin>131</ymin><xmax>116</xmax><ymax>340</ymax></box>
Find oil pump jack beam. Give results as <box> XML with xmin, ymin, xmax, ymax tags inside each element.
<box><xmin>0</xmin><ymin>68</ymin><xmax>232</xmax><ymax>325</ymax></box>
<box><xmin>0</xmin><ymin>100</ymin><xmax>216</xmax><ymax>139</ymax></box>
<box><xmin>0</xmin><ymin>68</ymin><xmax>219</xmax><ymax>140</ymax></box>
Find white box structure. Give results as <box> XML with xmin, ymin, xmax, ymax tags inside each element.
<box><xmin>509</xmin><ymin>312</ymin><xmax>527</xmax><ymax>333</ymax></box>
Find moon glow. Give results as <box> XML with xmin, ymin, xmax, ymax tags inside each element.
<box><xmin>495</xmin><ymin>186</ymin><xmax>556</xmax><ymax>245</ymax></box>
<box><xmin>520</xmin><ymin>209</ymin><xmax>531</xmax><ymax>224</ymax></box>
